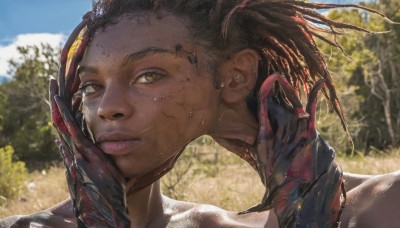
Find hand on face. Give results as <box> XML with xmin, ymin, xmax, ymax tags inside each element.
<box><xmin>50</xmin><ymin>79</ymin><xmax>130</xmax><ymax>227</ymax></box>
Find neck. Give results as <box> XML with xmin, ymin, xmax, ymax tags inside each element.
<box><xmin>210</xmin><ymin>101</ymin><xmax>258</xmax><ymax>150</ymax></box>
<box><xmin>126</xmin><ymin>181</ymin><xmax>165</xmax><ymax>228</ymax></box>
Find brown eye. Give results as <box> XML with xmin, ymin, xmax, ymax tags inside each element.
<box><xmin>79</xmin><ymin>83</ymin><xmax>102</xmax><ymax>97</ymax></box>
<box><xmin>135</xmin><ymin>71</ymin><xmax>163</xmax><ymax>84</ymax></box>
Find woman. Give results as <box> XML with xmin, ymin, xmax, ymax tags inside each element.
<box><xmin>1</xmin><ymin>0</ymin><xmax>399</xmax><ymax>227</ymax></box>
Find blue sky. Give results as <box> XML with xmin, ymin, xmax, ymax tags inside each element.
<box><xmin>0</xmin><ymin>0</ymin><xmax>91</xmax><ymax>77</ymax></box>
<box><xmin>0</xmin><ymin>0</ymin><xmax>91</xmax><ymax>44</ymax></box>
<box><xmin>0</xmin><ymin>0</ymin><xmax>363</xmax><ymax>42</ymax></box>
<box><xmin>0</xmin><ymin>0</ymin><xmax>363</xmax><ymax>77</ymax></box>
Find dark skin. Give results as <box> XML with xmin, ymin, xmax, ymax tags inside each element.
<box><xmin>1</xmin><ymin>12</ymin><xmax>399</xmax><ymax>228</ymax></box>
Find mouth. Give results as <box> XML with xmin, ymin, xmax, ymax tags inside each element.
<box><xmin>97</xmin><ymin>133</ymin><xmax>140</xmax><ymax>155</ymax></box>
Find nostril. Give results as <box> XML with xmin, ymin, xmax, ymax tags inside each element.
<box><xmin>113</xmin><ymin>113</ymin><xmax>124</xmax><ymax>119</ymax></box>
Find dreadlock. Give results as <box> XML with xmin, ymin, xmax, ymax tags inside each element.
<box><xmin>62</xmin><ymin>0</ymin><xmax>393</xmax><ymax>132</ymax></box>
<box><xmin>56</xmin><ymin>0</ymin><xmax>389</xmax><ymax>227</ymax></box>
<box><xmin>84</xmin><ymin>0</ymin><xmax>388</xmax><ymax>133</ymax></box>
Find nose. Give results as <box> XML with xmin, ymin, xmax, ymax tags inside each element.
<box><xmin>97</xmin><ymin>85</ymin><xmax>133</xmax><ymax>121</ymax></box>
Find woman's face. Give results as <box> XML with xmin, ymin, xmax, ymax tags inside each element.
<box><xmin>79</xmin><ymin>13</ymin><xmax>221</xmax><ymax>177</ymax></box>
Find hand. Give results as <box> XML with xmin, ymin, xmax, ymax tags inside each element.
<box><xmin>50</xmin><ymin>79</ymin><xmax>130</xmax><ymax>228</ymax></box>
<box><xmin>241</xmin><ymin>73</ymin><xmax>345</xmax><ymax>227</ymax></box>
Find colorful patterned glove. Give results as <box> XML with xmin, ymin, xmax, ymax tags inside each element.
<box><xmin>242</xmin><ymin>73</ymin><xmax>345</xmax><ymax>227</ymax></box>
<box><xmin>48</xmin><ymin>11</ymin><xmax>130</xmax><ymax>227</ymax></box>
<box><xmin>50</xmin><ymin>77</ymin><xmax>130</xmax><ymax>227</ymax></box>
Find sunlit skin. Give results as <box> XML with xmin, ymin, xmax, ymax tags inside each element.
<box><xmin>1</xmin><ymin>11</ymin><xmax>400</xmax><ymax>228</ymax></box>
<box><xmin>78</xmin><ymin>14</ymin><xmax>223</xmax><ymax>178</ymax></box>
<box><xmin>73</xmin><ymin>12</ymin><xmax>268</xmax><ymax>227</ymax></box>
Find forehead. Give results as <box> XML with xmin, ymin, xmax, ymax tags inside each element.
<box><xmin>81</xmin><ymin>12</ymin><xmax>193</xmax><ymax>64</ymax></box>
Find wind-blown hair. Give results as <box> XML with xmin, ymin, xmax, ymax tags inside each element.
<box><xmin>87</xmin><ymin>0</ymin><xmax>385</xmax><ymax>131</ymax></box>
<box><xmin>56</xmin><ymin>0</ymin><xmax>387</xmax><ymax>227</ymax></box>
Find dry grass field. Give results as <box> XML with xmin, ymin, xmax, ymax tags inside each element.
<box><xmin>1</xmin><ymin>140</ymin><xmax>399</xmax><ymax>219</ymax></box>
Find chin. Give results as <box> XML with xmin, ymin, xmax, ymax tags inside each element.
<box><xmin>113</xmin><ymin>157</ymin><xmax>154</xmax><ymax>178</ymax></box>
<box><xmin>116</xmin><ymin>164</ymin><xmax>144</xmax><ymax>178</ymax></box>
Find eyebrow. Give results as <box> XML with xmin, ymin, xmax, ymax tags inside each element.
<box><xmin>78</xmin><ymin>46</ymin><xmax>194</xmax><ymax>76</ymax></box>
<box><xmin>121</xmin><ymin>47</ymin><xmax>175</xmax><ymax>68</ymax></box>
<box><xmin>77</xmin><ymin>65</ymin><xmax>98</xmax><ymax>78</ymax></box>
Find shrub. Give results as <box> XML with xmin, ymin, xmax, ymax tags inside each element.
<box><xmin>161</xmin><ymin>147</ymin><xmax>198</xmax><ymax>200</ymax></box>
<box><xmin>0</xmin><ymin>145</ymin><xmax>27</xmax><ymax>205</ymax></box>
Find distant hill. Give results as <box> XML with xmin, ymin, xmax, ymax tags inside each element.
<box><xmin>0</xmin><ymin>75</ymin><xmax>11</xmax><ymax>84</ymax></box>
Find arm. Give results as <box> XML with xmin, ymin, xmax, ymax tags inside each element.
<box><xmin>0</xmin><ymin>211</ymin><xmax>75</xmax><ymax>228</ymax></box>
<box><xmin>343</xmin><ymin>172</ymin><xmax>375</xmax><ymax>191</ymax></box>
<box><xmin>341</xmin><ymin>171</ymin><xmax>400</xmax><ymax>227</ymax></box>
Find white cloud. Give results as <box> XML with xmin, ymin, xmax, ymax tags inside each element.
<box><xmin>0</xmin><ymin>33</ymin><xmax>65</xmax><ymax>77</ymax></box>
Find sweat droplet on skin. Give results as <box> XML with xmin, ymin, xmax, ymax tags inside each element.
<box><xmin>153</xmin><ymin>94</ymin><xmax>173</xmax><ymax>103</ymax></box>
<box><xmin>153</xmin><ymin>96</ymin><xmax>165</xmax><ymax>102</ymax></box>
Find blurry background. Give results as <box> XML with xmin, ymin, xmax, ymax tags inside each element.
<box><xmin>0</xmin><ymin>0</ymin><xmax>399</xmax><ymax>218</ymax></box>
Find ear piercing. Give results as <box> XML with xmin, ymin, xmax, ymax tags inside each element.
<box><xmin>219</xmin><ymin>73</ymin><xmax>248</xmax><ymax>88</ymax></box>
<box><xmin>234</xmin><ymin>73</ymin><xmax>245</xmax><ymax>83</ymax></box>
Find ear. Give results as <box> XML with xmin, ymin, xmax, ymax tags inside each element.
<box><xmin>219</xmin><ymin>48</ymin><xmax>259</xmax><ymax>105</ymax></box>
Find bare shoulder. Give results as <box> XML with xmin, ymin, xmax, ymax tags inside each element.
<box><xmin>193</xmin><ymin>204</ymin><xmax>277</xmax><ymax>228</ymax></box>
<box><xmin>0</xmin><ymin>199</ymin><xmax>76</xmax><ymax>228</ymax></box>
<box><xmin>163</xmin><ymin>196</ymin><xmax>277</xmax><ymax>228</ymax></box>
<box><xmin>341</xmin><ymin>171</ymin><xmax>400</xmax><ymax>228</ymax></box>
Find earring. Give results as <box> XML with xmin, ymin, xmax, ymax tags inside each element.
<box><xmin>234</xmin><ymin>73</ymin><xmax>245</xmax><ymax>83</ymax></box>
<box><xmin>220</xmin><ymin>82</ymin><xmax>225</xmax><ymax>88</ymax></box>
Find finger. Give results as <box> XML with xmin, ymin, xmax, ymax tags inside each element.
<box><xmin>49</xmin><ymin>79</ymin><xmax>58</xmax><ymax>98</ymax></box>
<box><xmin>65</xmin><ymin>36</ymin><xmax>89</xmax><ymax>100</ymax></box>
<box><xmin>258</xmin><ymin>72</ymin><xmax>281</xmax><ymax>138</ymax></box>
<box><xmin>61</xmin><ymin>140</ymin><xmax>125</xmax><ymax>209</ymax></box>
<box><xmin>58</xmin><ymin>138</ymin><xmax>83</xmax><ymax>180</ymax></box>
<box><xmin>275</xmin><ymin>75</ymin><xmax>309</xmax><ymax>119</ymax></box>
<box><xmin>58</xmin><ymin>142</ymin><xmax>80</xmax><ymax>199</ymax></box>
<box><xmin>53</xmin><ymin>95</ymin><xmax>95</xmax><ymax>155</ymax></box>
<box><xmin>55</xmin><ymin>89</ymin><xmax>126</xmax><ymax>183</ymax></box>
<box><xmin>54</xmin><ymin>96</ymin><xmax>98</xmax><ymax>162</ymax></box>
<box><xmin>59</xmin><ymin>140</ymin><xmax>74</xmax><ymax>168</ymax></box>
<box><xmin>54</xmin><ymin>95</ymin><xmax>83</xmax><ymax>142</ymax></box>
<box><xmin>306</xmin><ymin>80</ymin><xmax>325</xmax><ymax>135</ymax></box>
<box><xmin>50</xmin><ymin>80</ymin><xmax>70</xmax><ymax>135</ymax></box>
<box><xmin>267</xmin><ymin>100</ymin><xmax>292</xmax><ymax>145</ymax></box>
<box><xmin>257</xmin><ymin>73</ymin><xmax>283</xmax><ymax>177</ymax></box>
<box><xmin>59</xmin><ymin>14</ymin><xmax>91</xmax><ymax>98</ymax></box>
<box><xmin>72</xmin><ymin>93</ymin><xmax>82</xmax><ymax>113</ymax></box>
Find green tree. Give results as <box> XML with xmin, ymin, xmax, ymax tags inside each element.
<box><xmin>358</xmin><ymin>0</ymin><xmax>400</xmax><ymax>149</ymax></box>
<box><xmin>317</xmin><ymin>0</ymin><xmax>400</xmax><ymax>154</ymax></box>
<box><xmin>0</xmin><ymin>44</ymin><xmax>60</xmax><ymax>162</ymax></box>
<box><xmin>0</xmin><ymin>145</ymin><xmax>28</xmax><ymax>204</ymax></box>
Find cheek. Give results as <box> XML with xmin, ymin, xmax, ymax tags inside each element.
<box><xmin>81</xmin><ymin>100</ymin><xmax>99</xmax><ymax>130</ymax></box>
<box><xmin>152</xmin><ymin>85</ymin><xmax>214</xmax><ymax>141</ymax></box>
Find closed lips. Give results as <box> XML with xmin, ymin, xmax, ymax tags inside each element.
<box><xmin>97</xmin><ymin>133</ymin><xmax>139</xmax><ymax>155</ymax></box>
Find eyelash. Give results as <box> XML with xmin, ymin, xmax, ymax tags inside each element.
<box><xmin>78</xmin><ymin>69</ymin><xmax>165</xmax><ymax>97</ymax></box>
<box><xmin>78</xmin><ymin>82</ymin><xmax>103</xmax><ymax>97</ymax></box>
<box><xmin>134</xmin><ymin>69</ymin><xmax>165</xmax><ymax>84</ymax></box>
